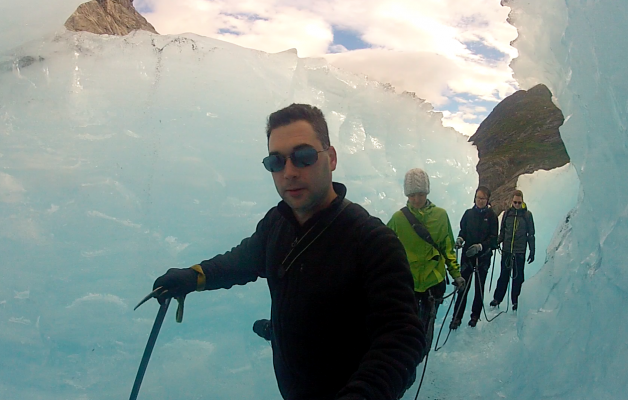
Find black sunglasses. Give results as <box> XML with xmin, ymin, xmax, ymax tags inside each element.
<box><xmin>262</xmin><ymin>147</ymin><xmax>327</xmax><ymax>172</ymax></box>
<box><xmin>513</xmin><ymin>201</ymin><xmax>522</xmax><ymax>205</ymax></box>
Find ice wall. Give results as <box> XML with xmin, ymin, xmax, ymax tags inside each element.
<box><xmin>0</xmin><ymin>29</ymin><xmax>478</xmax><ymax>399</ymax></box>
<box><xmin>0</xmin><ymin>0</ymin><xmax>609</xmax><ymax>398</ymax></box>
<box><xmin>516</xmin><ymin>164</ymin><xmax>579</xmax><ymax>277</ymax></box>
<box><xmin>0</xmin><ymin>1</ymin><xmax>84</xmax><ymax>55</ymax></box>
<box><xmin>504</xmin><ymin>0</ymin><xmax>628</xmax><ymax>398</ymax></box>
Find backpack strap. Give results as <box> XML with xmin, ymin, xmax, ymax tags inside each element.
<box><xmin>277</xmin><ymin>199</ymin><xmax>352</xmax><ymax>279</ymax></box>
<box><xmin>500</xmin><ymin>208</ymin><xmax>509</xmax><ymax>232</ymax></box>
<box><xmin>400</xmin><ymin>206</ymin><xmax>445</xmax><ymax>259</ymax></box>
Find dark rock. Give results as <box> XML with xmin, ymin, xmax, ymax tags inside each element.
<box><xmin>470</xmin><ymin>84</ymin><xmax>570</xmax><ymax>216</ymax></box>
<box><xmin>65</xmin><ymin>0</ymin><xmax>158</xmax><ymax>36</ymax></box>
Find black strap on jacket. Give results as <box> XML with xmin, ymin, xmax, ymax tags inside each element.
<box><xmin>401</xmin><ymin>207</ymin><xmax>453</xmax><ymax>286</ymax></box>
<box><xmin>278</xmin><ymin>199</ymin><xmax>352</xmax><ymax>279</ymax></box>
<box><xmin>401</xmin><ymin>206</ymin><xmax>446</xmax><ymax>260</ymax></box>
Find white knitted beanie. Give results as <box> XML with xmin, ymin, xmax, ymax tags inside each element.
<box><xmin>404</xmin><ymin>168</ymin><xmax>430</xmax><ymax>196</ymax></box>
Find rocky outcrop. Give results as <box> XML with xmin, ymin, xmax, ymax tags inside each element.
<box><xmin>470</xmin><ymin>84</ymin><xmax>569</xmax><ymax>216</ymax></box>
<box><xmin>65</xmin><ymin>0</ymin><xmax>158</xmax><ymax>35</ymax></box>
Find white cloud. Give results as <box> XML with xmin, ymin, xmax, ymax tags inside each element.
<box><xmin>441</xmin><ymin>102</ymin><xmax>493</xmax><ymax>136</ymax></box>
<box><xmin>441</xmin><ymin>110</ymin><xmax>480</xmax><ymax>136</ymax></box>
<box><xmin>215</xmin><ymin>11</ymin><xmax>333</xmax><ymax>56</ymax></box>
<box><xmin>325</xmin><ymin>49</ymin><xmax>459</xmax><ymax>105</ymax></box>
<box><xmin>137</xmin><ymin>0</ymin><xmax>519</xmax><ymax>122</ymax></box>
<box><xmin>138</xmin><ymin>0</ymin><xmax>333</xmax><ymax>56</ymax></box>
<box><xmin>329</xmin><ymin>44</ymin><xmax>348</xmax><ymax>53</ymax></box>
<box><xmin>325</xmin><ymin>48</ymin><xmax>516</xmax><ymax>106</ymax></box>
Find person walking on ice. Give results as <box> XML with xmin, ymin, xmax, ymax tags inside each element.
<box><xmin>490</xmin><ymin>189</ymin><xmax>536</xmax><ymax>311</ymax></box>
<box><xmin>387</xmin><ymin>168</ymin><xmax>465</xmax><ymax>348</ymax></box>
<box><xmin>449</xmin><ymin>186</ymin><xmax>498</xmax><ymax>329</ymax></box>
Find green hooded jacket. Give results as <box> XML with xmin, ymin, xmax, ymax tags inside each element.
<box><xmin>387</xmin><ymin>200</ymin><xmax>461</xmax><ymax>293</ymax></box>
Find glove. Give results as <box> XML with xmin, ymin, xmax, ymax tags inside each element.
<box><xmin>152</xmin><ymin>267</ymin><xmax>198</xmax><ymax>304</ymax></box>
<box><xmin>454</xmin><ymin>276</ymin><xmax>466</xmax><ymax>292</ymax></box>
<box><xmin>527</xmin><ymin>251</ymin><xmax>535</xmax><ymax>264</ymax></box>
<box><xmin>465</xmin><ymin>243</ymin><xmax>482</xmax><ymax>257</ymax></box>
<box><xmin>455</xmin><ymin>237</ymin><xmax>464</xmax><ymax>249</ymax></box>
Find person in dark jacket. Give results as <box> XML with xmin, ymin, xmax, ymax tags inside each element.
<box><xmin>147</xmin><ymin>104</ymin><xmax>425</xmax><ymax>400</ymax></box>
<box><xmin>449</xmin><ymin>186</ymin><xmax>498</xmax><ymax>329</ymax></box>
<box><xmin>490</xmin><ymin>189</ymin><xmax>536</xmax><ymax>311</ymax></box>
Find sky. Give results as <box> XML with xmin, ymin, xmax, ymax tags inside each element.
<box><xmin>134</xmin><ymin>0</ymin><xmax>519</xmax><ymax>136</ymax></box>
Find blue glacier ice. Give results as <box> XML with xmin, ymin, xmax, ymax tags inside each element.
<box><xmin>0</xmin><ymin>0</ymin><xmax>623</xmax><ymax>399</ymax></box>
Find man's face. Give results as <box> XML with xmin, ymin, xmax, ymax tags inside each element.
<box><xmin>512</xmin><ymin>195</ymin><xmax>523</xmax><ymax>209</ymax></box>
<box><xmin>407</xmin><ymin>193</ymin><xmax>427</xmax><ymax>209</ymax></box>
<box><xmin>268</xmin><ymin>120</ymin><xmax>337</xmax><ymax>223</ymax></box>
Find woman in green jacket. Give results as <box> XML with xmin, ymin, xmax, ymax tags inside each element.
<box><xmin>387</xmin><ymin>168</ymin><xmax>465</xmax><ymax>350</ymax></box>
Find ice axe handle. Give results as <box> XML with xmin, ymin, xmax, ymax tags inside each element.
<box><xmin>129</xmin><ymin>297</ymin><xmax>171</xmax><ymax>400</ymax></box>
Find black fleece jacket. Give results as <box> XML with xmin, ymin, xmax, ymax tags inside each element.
<box><xmin>458</xmin><ymin>205</ymin><xmax>499</xmax><ymax>256</ymax></box>
<box><xmin>198</xmin><ymin>183</ymin><xmax>425</xmax><ymax>400</ymax></box>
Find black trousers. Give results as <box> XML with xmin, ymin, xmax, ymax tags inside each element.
<box><xmin>452</xmin><ymin>255</ymin><xmax>490</xmax><ymax>321</ymax></box>
<box><xmin>493</xmin><ymin>251</ymin><xmax>526</xmax><ymax>304</ymax></box>
<box><xmin>415</xmin><ymin>280</ymin><xmax>446</xmax><ymax>352</ymax></box>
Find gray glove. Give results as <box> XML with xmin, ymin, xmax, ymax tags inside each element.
<box><xmin>465</xmin><ymin>243</ymin><xmax>482</xmax><ymax>257</ymax></box>
<box><xmin>455</xmin><ymin>236</ymin><xmax>464</xmax><ymax>249</ymax></box>
<box><xmin>454</xmin><ymin>276</ymin><xmax>466</xmax><ymax>292</ymax></box>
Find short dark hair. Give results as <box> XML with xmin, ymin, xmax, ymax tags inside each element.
<box><xmin>266</xmin><ymin>104</ymin><xmax>330</xmax><ymax>148</ymax></box>
<box><xmin>513</xmin><ymin>189</ymin><xmax>524</xmax><ymax>199</ymax></box>
<box><xmin>476</xmin><ymin>186</ymin><xmax>491</xmax><ymax>200</ymax></box>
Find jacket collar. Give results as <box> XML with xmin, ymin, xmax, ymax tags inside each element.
<box><xmin>508</xmin><ymin>202</ymin><xmax>528</xmax><ymax>214</ymax></box>
<box><xmin>407</xmin><ymin>199</ymin><xmax>433</xmax><ymax>214</ymax></box>
<box><xmin>473</xmin><ymin>204</ymin><xmax>490</xmax><ymax>213</ymax></box>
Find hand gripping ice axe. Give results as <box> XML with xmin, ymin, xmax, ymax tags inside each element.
<box><xmin>129</xmin><ymin>287</ymin><xmax>186</xmax><ymax>400</ymax></box>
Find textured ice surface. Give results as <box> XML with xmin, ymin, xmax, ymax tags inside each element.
<box><xmin>0</xmin><ymin>0</ymin><xmax>84</xmax><ymax>55</ymax></box>
<box><xmin>0</xmin><ymin>0</ymin><xmax>617</xmax><ymax>398</ymax></box>
<box><xmin>502</xmin><ymin>0</ymin><xmax>628</xmax><ymax>398</ymax></box>
<box><xmin>0</xmin><ymin>30</ymin><xmax>480</xmax><ymax>399</ymax></box>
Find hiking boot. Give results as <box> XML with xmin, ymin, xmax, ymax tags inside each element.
<box><xmin>449</xmin><ymin>318</ymin><xmax>462</xmax><ymax>330</ymax></box>
<box><xmin>468</xmin><ymin>316</ymin><xmax>479</xmax><ymax>327</ymax></box>
<box><xmin>490</xmin><ymin>299</ymin><xmax>500</xmax><ymax>307</ymax></box>
<box><xmin>512</xmin><ymin>303</ymin><xmax>518</xmax><ymax>311</ymax></box>
<box><xmin>252</xmin><ymin>319</ymin><xmax>273</xmax><ymax>341</ymax></box>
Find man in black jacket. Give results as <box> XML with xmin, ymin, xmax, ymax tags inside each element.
<box><xmin>490</xmin><ymin>189</ymin><xmax>536</xmax><ymax>311</ymax></box>
<box><xmin>450</xmin><ymin>186</ymin><xmax>498</xmax><ymax>329</ymax></box>
<box><xmin>149</xmin><ymin>104</ymin><xmax>425</xmax><ymax>400</ymax></box>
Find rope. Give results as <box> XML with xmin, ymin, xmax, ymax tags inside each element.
<box><xmin>415</xmin><ymin>274</ymin><xmax>474</xmax><ymax>397</ymax></box>
<box><xmin>413</xmin><ymin>352</ymin><xmax>429</xmax><ymax>400</ymax></box>
<box><xmin>450</xmin><ymin>263</ymin><xmax>472</xmax><ymax>325</ymax></box>
<box><xmin>413</xmin><ymin>250</ymin><xmax>517</xmax><ymax>400</ymax></box>
<box><xmin>478</xmin><ymin>264</ymin><xmax>507</xmax><ymax>322</ymax></box>
<box><xmin>479</xmin><ymin>251</ymin><xmax>514</xmax><ymax>322</ymax></box>
<box><xmin>412</xmin><ymin>288</ymin><xmax>458</xmax><ymax>400</ymax></box>
<box><xmin>433</xmin><ymin>289</ymin><xmax>458</xmax><ymax>351</ymax></box>
<box><xmin>510</xmin><ymin>253</ymin><xmax>519</xmax><ymax>281</ymax></box>
<box><xmin>433</xmin><ymin>248</ymin><xmax>472</xmax><ymax>352</ymax></box>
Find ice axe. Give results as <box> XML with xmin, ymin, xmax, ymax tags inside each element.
<box><xmin>129</xmin><ymin>287</ymin><xmax>186</xmax><ymax>400</ymax></box>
